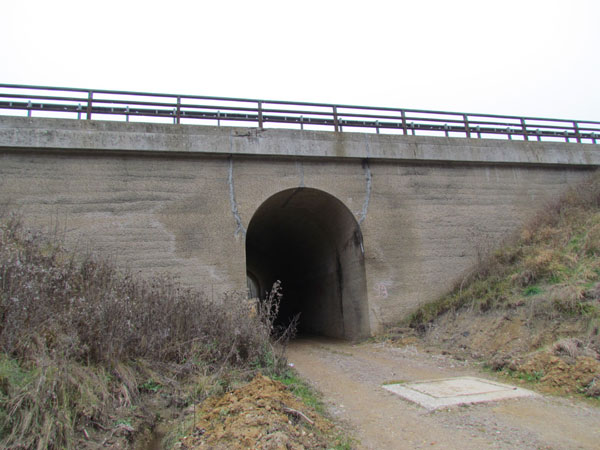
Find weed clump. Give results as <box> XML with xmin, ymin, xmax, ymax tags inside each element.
<box><xmin>0</xmin><ymin>215</ymin><xmax>290</xmax><ymax>448</ymax></box>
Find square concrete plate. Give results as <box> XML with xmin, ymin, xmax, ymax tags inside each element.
<box><xmin>383</xmin><ymin>376</ymin><xmax>536</xmax><ymax>410</ymax></box>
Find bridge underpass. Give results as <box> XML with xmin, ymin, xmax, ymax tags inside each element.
<box><xmin>245</xmin><ymin>188</ymin><xmax>370</xmax><ymax>339</ymax></box>
<box><xmin>0</xmin><ymin>88</ymin><xmax>599</xmax><ymax>338</ymax></box>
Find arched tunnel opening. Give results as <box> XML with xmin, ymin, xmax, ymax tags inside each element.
<box><xmin>245</xmin><ymin>188</ymin><xmax>370</xmax><ymax>340</ymax></box>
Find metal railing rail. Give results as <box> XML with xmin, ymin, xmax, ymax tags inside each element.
<box><xmin>0</xmin><ymin>83</ymin><xmax>598</xmax><ymax>144</ymax></box>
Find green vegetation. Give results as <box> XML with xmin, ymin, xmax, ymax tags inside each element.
<box><xmin>272</xmin><ymin>369</ymin><xmax>358</xmax><ymax>449</ymax></box>
<box><xmin>139</xmin><ymin>379</ymin><xmax>162</xmax><ymax>393</ymax></box>
<box><xmin>495</xmin><ymin>366</ymin><xmax>544</xmax><ymax>383</ymax></box>
<box><xmin>0</xmin><ymin>214</ymin><xmax>292</xmax><ymax>449</ymax></box>
<box><xmin>523</xmin><ymin>285</ymin><xmax>542</xmax><ymax>297</ymax></box>
<box><xmin>273</xmin><ymin>369</ymin><xmax>325</xmax><ymax>413</ymax></box>
<box><xmin>330</xmin><ymin>435</ymin><xmax>356</xmax><ymax>450</ymax></box>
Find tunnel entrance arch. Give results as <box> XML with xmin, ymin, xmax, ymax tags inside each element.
<box><xmin>245</xmin><ymin>188</ymin><xmax>370</xmax><ymax>340</ymax></box>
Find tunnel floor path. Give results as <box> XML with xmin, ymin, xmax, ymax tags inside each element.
<box><xmin>286</xmin><ymin>338</ymin><xmax>600</xmax><ymax>450</ymax></box>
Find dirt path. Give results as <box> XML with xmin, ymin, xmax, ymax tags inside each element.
<box><xmin>287</xmin><ymin>338</ymin><xmax>600</xmax><ymax>450</ymax></box>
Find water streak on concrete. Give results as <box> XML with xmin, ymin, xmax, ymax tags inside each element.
<box><xmin>358</xmin><ymin>160</ymin><xmax>372</xmax><ymax>225</ymax></box>
<box><xmin>228</xmin><ymin>154</ymin><xmax>246</xmax><ymax>238</ymax></box>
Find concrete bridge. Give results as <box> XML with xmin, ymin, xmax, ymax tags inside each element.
<box><xmin>1</xmin><ymin>112</ymin><xmax>599</xmax><ymax>339</ymax></box>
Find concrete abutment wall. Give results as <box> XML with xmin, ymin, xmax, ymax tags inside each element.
<box><xmin>0</xmin><ymin>116</ymin><xmax>598</xmax><ymax>338</ymax></box>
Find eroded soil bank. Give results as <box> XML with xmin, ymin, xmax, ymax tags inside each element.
<box><xmin>172</xmin><ymin>375</ymin><xmax>335</xmax><ymax>449</ymax></box>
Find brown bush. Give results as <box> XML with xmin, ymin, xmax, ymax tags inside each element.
<box><xmin>0</xmin><ymin>216</ymin><xmax>279</xmax><ymax>367</ymax></box>
<box><xmin>0</xmin><ymin>215</ymin><xmax>292</xmax><ymax>449</ymax></box>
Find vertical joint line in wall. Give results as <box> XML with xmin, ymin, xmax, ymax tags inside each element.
<box><xmin>228</xmin><ymin>153</ymin><xmax>246</xmax><ymax>238</ymax></box>
<box><xmin>358</xmin><ymin>159</ymin><xmax>372</xmax><ymax>225</ymax></box>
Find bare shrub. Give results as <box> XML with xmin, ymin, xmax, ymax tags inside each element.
<box><xmin>552</xmin><ymin>338</ymin><xmax>584</xmax><ymax>359</ymax></box>
<box><xmin>0</xmin><ymin>217</ymin><xmax>278</xmax><ymax>367</ymax></box>
<box><xmin>0</xmin><ymin>215</ymin><xmax>292</xmax><ymax>448</ymax></box>
<box><xmin>255</xmin><ymin>280</ymin><xmax>299</xmax><ymax>374</ymax></box>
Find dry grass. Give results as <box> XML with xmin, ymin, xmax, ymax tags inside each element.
<box><xmin>0</xmin><ymin>214</ymin><xmax>291</xmax><ymax>449</ymax></box>
<box><xmin>399</xmin><ymin>171</ymin><xmax>600</xmax><ymax>400</ymax></box>
<box><xmin>408</xmin><ymin>170</ymin><xmax>600</xmax><ymax>333</ymax></box>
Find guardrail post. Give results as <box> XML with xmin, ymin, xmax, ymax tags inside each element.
<box><xmin>401</xmin><ymin>110</ymin><xmax>408</xmax><ymax>135</ymax></box>
<box><xmin>463</xmin><ymin>114</ymin><xmax>471</xmax><ymax>138</ymax></box>
<box><xmin>520</xmin><ymin>118</ymin><xmax>528</xmax><ymax>141</ymax></box>
<box><xmin>332</xmin><ymin>106</ymin><xmax>340</xmax><ymax>132</ymax></box>
<box><xmin>86</xmin><ymin>91</ymin><xmax>93</xmax><ymax>120</ymax></box>
<box><xmin>27</xmin><ymin>101</ymin><xmax>32</xmax><ymax>117</ymax></box>
<box><xmin>176</xmin><ymin>96</ymin><xmax>181</xmax><ymax>124</ymax></box>
<box><xmin>573</xmin><ymin>121</ymin><xmax>582</xmax><ymax>143</ymax></box>
<box><xmin>258</xmin><ymin>101</ymin><xmax>264</xmax><ymax>129</ymax></box>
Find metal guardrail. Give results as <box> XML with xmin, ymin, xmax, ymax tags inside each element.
<box><xmin>0</xmin><ymin>83</ymin><xmax>598</xmax><ymax>144</ymax></box>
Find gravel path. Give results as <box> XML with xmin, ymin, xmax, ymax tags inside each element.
<box><xmin>287</xmin><ymin>338</ymin><xmax>600</xmax><ymax>450</ymax></box>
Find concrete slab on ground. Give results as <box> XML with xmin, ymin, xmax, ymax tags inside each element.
<box><xmin>383</xmin><ymin>376</ymin><xmax>536</xmax><ymax>410</ymax></box>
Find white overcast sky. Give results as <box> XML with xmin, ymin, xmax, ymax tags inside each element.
<box><xmin>1</xmin><ymin>0</ymin><xmax>599</xmax><ymax>121</ymax></box>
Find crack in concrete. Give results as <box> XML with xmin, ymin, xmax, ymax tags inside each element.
<box><xmin>358</xmin><ymin>159</ymin><xmax>372</xmax><ymax>225</ymax></box>
<box><xmin>227</xmin><ymin>154</ymin><xmax>246</xmax><ymax>238</ymax></box>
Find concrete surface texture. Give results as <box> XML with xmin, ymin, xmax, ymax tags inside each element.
<box><xmin>0</xmin><ymin>116</ymin><xmax>598</xmax><ymax>338</ymax></box>
<box><xmin>383</xmin><ymin>377</ymin><xmax>536</xmax><ymax>410</ymax></box>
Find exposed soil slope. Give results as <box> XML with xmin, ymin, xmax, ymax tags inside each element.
<box><xmin>174</xmin><ymin>375</ymin><xmax>336</xmax><ymax>450</ymax></box>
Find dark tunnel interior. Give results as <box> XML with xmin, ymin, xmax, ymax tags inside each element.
<box><xmin>245</xmin><ymin>188</ymin><xmax>370</xmax><ymax>340</ymax></box>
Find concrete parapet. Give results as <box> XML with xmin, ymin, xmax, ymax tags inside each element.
<box><xmin>0</xmin><ymin>116</ymin><xmax>598</xmax><ymax>167</ymax></box>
